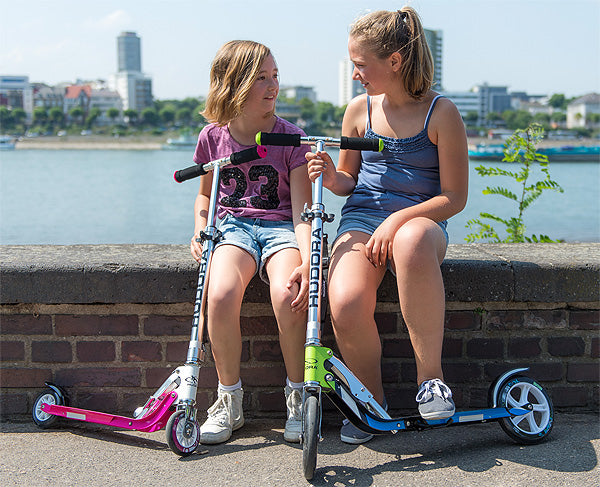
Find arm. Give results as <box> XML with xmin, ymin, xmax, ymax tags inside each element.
<box><xmin>190</xmin><ymin>172</ymin><xmax>212</xmax><ymax>263</ymax></box>
<box><xmin>365</xmin><ymin>99</ymin><xmax>468</xmax><ymax>266</ymax></box>
<box><xmin>306</xmin><ymin>95</ymin><xmax>367</xmax><ymax>195</ymax></box>
<box><xmin>287</xmin><ymin>163</ymin><xmax>313</xmax><ymax>312</ymax></box>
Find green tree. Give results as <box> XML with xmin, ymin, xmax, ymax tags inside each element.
<box><xmin>175</xmin><ymin>107</ymin><xmax>192</xmax><ymax>126</ymax></box>
<box><xmin>141</xmin><ymin>107</ymin><xmax>159</xmax><ymax>126</ymax></box>
<box><xmin>107</xmin><ymin>108</ymin><xmax>120</xmax><ymax>124</ymax></box>
<box><xmin>466</xmin><ymin>123</ymin><xmax>564</xmax><ymax>243</ymax></box>
<box><xmin>48</xmin><ymin>107</ymin><xmax>64</xmax><ymax>130</ymax></box>
<box><xmin>69</xmin><ymin>107</ymin><xmax>84</xmax><ymax>127</ymax></box>
<box><xmin>85</xmin><ymin>107</ymin><xmax>101</xmax><ymax>130</ymax></box>
<box><xmin>0</xmin><ymin>106</ymin><xmax>14</xmax><ymax>132</ymax></box>
<box><xmin>548</xmin><ymin>94</ymin><xmax>567</xmax><ymax>110</ymax></box>
<box><xmin>124</xmin><ymin>109</ymin><xmax>138</xmax><ymax>127</ymax></box>
<box><xmin>503</xmin><ymin>110</ymin><xmax>533</xmax><ymax>130</ymax></box>
<box><xmin>159</xmin><ymin>106</ymin><xmax>176</xmax><ymax>126</ymax></box>
<box><xmin>464</xmin><ymin>111</ymin><xmax>479</xmax><ymax>125</ymax></box>
<box><xmin>33</xmin><ymin>107</ymin><xmax>48</xmax><ymax>126</ymax></box>
<box><xmin>12</xmin><ymin>108</ymin><xmax>27</xmax><ymax>130</ymax></box>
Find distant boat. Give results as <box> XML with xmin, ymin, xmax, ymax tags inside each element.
<box><xmin>162</xmin><ymin>133</ymin><xmax>197</xmax><ymax>150</ymax></box>
<box><xmin>468</xmin><ymin>143</ymin><xmax>600</xmax><ymax>162</ymax></box>
<box><xmin>0</xmin><ymin>135</ymin><xmax>16</xmax><ymax>150</ymax></box>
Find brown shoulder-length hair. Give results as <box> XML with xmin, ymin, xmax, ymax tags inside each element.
<box><xmin>350</xmin><ymin>7</ymin><xmax>434</xmax><ymax>100</ymax></box>
<box><xmin>201</xmin><ymin>40</ymin><xmax>272</xmax><ymax>126</ymax></box>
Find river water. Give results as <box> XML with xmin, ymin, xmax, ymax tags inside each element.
<box><xmin>0</xmin><ymin>148</ymin><xmax>598</xmax><ymax>245</ymax></box>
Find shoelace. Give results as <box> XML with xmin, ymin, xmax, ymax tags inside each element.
<box><xmin>286</xmin><ymin>390</ymin><xmax>302</xmax><ymax>420</ymax></box>
<box><xmin>207</xmin><ymin>392</ymin><xmax>233</xmax><ymax>425</ymax></box>
<box><xmin>415</xmin><ymin>379</ymin><xmax>452</xmax><ymax>403</ymax></box>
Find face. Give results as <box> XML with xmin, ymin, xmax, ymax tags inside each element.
<box><xmin>348</xmin><ymin>36</ymin><xmax>396</xmax><ymax>96</ymax></box>
<box><xmin>244</xmin><ymin>53</ymin><xmax>279</xmax><ymax>115</ymax></box>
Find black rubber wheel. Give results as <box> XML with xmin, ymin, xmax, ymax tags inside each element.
<box><xmin>166</xmin><ymin>410</ymin><xmax>200</xmax><ymax>456</ymax></box>
<box><xmin>496</xmin><ymin>376</ymin><xmax>554</xmax><ymax>444</ymax></box>
<box><xmin>32</xmin><ymin>388</ymin><xmax>63</xmax><ymax>428</ymax></box>
<box><xmin>302</xmin><ymin>393</ymin><xmax>320</xmax><ymax>480</ymax></box>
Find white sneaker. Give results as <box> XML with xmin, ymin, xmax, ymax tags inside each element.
<box><xmin>200</xmin><ymin>387</ymin><xmax>244</xmax><ymax>444</ymax></box>
<box><xmin>283</xmin><ymin>386</ymin><xmax>302</xmax><ymax>443</ymax></box>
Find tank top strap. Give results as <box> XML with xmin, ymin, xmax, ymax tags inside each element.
<box><xmin>365</xmin><ymin>95</ymin><xmax>372</xmax><ymax>131</ymax></box>
<box><xmin>424</xmin><ymin>95</ymin><xmax>444</xmax><ymax>129</ymax></box>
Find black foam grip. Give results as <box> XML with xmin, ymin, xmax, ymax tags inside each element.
<box><xmin>340</xmin><ymin>136</ymin><xmax>383</xmax><ymax>152</ymax></box>
<box><xmin>257</xmin><ymin>132</ymin><xmax>301</xmax><ymax>147</ymax></box>
<box><xmin>173</xmin><ymin>164</ymin><xmax>207</xmax><ymax>183</ymax></box>
<box><xmin>230</xmin><ymin>146</ymin><xmax>264</xmax><ymax>165</ymax></box>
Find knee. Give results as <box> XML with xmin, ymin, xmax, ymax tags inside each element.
<box><xmin>328</xmin><ymin>285</ymin><xmax>371</xmax><ymax>333</ymax></box>
<box><xmin>270</xmin><ymin>282</ymin><xmax>296</xmax><ymax>310</ymax></box>
<box><xmin>393</xmin><ymin>218</ymin><xmax>440</xmax><ymax>268</ymax></box>
<box><xmin>208</xmin><ymin>282</ymin><xmax>243</xmax><ymax>311</ymax></box>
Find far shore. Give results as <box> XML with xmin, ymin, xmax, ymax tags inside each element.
<box><xmin>11</xmin><ymin>134</ymin><xmax>600</xmax><ymax>151</ymax></box>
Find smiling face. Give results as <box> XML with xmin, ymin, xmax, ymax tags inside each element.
<box><xmin>348</xmin><ymin>36</ymin><xmax>400</xmax><ymax>97</ymax></box>
<box><xmin>244</xmin><ymin>53</ymin><xmax>279</xmax><ymax>116</ymax></box>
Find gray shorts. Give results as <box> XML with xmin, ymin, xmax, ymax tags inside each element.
<box><xmin>216</xmin><ymin>214</ymin><xmax>299</xmax><ymax>283</ymax></box>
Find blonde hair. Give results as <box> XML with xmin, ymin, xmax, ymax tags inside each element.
<box><xmin>350</xmin><ymin>7</ymin><xmax>434</xmax><ymax>99</ymax></box>
<box><xmin>202</xmin><ymin>40</ymin><xmax>272</xmax><ymax>126</ymax></box>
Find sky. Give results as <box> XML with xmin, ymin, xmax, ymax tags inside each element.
<box><xmin>1</xmin><ymin>0</ymin><xmax>599</xmax><ymax>105</ymax></box>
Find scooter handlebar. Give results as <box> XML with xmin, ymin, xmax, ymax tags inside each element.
<box><xmin>174</xmin><ymin>146</ymin><xmax>267</xmax><ymax>183</ymax></box>
<box><xmin>256</xmin><ymin>132</ymin><xmax>383</xmax><ymax>152</ymax></box>
<box><xmin>255</xmin><ymin>132</ymin><xmax>301</xmax><ymax>147</ymax></box>
<box><xmin>340</xmin><ymin>136</ymin><xmax>384</xmax><ymax>152</ymax></box>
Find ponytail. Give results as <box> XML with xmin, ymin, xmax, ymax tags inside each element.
<box><xmin>349</xmin><ymin>7</ymin><xmax>434</xmax><ymax>99</ymax></box>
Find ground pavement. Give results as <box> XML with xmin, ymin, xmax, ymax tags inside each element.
<box><xmin>1</xmin><ymin>412</ymin><xmax>598</xmax><ymax>486</ymax></box>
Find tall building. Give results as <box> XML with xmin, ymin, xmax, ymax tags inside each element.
<box><xmin>109</xmin><ymin>31</ymin><xmax>153</xmax><ymax>111</ymax></box>
<box><xmin>0</xmin><ymin>75</ymin><xmax>34</xmax><ymax>121</ymax></box>
<box><xmin>338</xmin><ymin>58</ymin><xmax>364</xmax><ymax>107</ymax></box>
<box><xmin>424</xmin><ymin>29</ymin><xmax>443</xmax><ymax>91</ymax></box>
<box><xmin>117</xmin><ymin>32</ymin><xmax>142</xmax><ymax>72</ymax></box>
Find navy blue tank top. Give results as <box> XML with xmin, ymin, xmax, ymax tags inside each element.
<box><xmin>341</xmin><ymin>95</ymin><xmax>445</xmax><ymax>226</ymax></box>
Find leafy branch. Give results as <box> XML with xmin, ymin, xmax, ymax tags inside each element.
<box><xmin>466</xmin><ymin>123</ymin><xmax>564</xmax><ymax>243</ymax></box>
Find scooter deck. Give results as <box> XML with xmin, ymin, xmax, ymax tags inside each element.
<box><xmin>327</xmin><ymin>391</ymin><xmax>531</xmax><ymax>434</ymax></box>
<box><xmin>40</xmin><ymin>391</ymin><xmax>178</xmax><ymax>432</ymax></box>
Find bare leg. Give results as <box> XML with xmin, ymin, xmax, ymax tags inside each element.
<box><xmin>265</xmin><ymin>248</ymin><xmax>306</xmax><ymax>383</ymax></box>
<box><xmin>206</xmin><ymin>245</ymin><xmax>256</xmax><ymax>386</ymax></box>
<box><xmin>392</xmin><ymin>218</ymin><xmax>447</xmax><ymax>386</ymax></box>
<box><xmin>328</xmin><ymin>231</ymin><xmax>387</xmax><ymax>404</ymax></box>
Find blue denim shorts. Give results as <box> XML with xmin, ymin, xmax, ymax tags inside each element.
<box><xmin>216</xmin><ymin>214</ymin><xmax>299</xmax><ymax>283</ymax></box>
<box><xmin>335</xmin><ymin>211</ymin><xmax>449</xmax><ymax>272</ymax></box>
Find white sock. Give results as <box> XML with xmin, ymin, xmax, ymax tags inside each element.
<box><xmin>286</xmin><ymin>378</ymin><xmax>303</xmax><ymax>390</ymax></box>
<box><xmin>218</xmin><ymin>379</ymin><xmax>242</xmax><ymax>392</ymax></box>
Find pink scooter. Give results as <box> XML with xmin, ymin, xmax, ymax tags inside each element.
<box><xmin>32</xmin><ymin>145</ymin><xmax>267</xmax><ymax>456</ymax></box>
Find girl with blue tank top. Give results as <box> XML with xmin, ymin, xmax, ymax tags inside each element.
<box><xmin>306</xmin><ymin>7</ymin><xmax>468</xmax><ymax>445</ymax></box>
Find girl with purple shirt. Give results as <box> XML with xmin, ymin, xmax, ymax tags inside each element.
<box><xmin>190</xmin><ymin>40</ymin><xmax>312</xmax><ymax>445</ymax></box>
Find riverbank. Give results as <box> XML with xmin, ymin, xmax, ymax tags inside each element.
<box><xmin>12</xmin><ymin>134</ymin><xmax>600</xmax><ymax>150</ymax></box>
<box><xmin>14</xmin><ymin>135</ymin><xmax>163</xmax><ymax>150</ymax></box>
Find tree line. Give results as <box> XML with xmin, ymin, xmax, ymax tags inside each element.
<box><xmin>1</xmin><ymin>93</ymin><xmax>595</xmax><ymax>138</ymax></box>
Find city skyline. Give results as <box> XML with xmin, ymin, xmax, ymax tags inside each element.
<box><xmin>1</xmin><ymin>0</ymin><xmax>598</xmax><ymax>104</ymax></box>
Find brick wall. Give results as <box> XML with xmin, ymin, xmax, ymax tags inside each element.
<box><xmin>1</xmin><ymin>244</ymin><xmax>598</xmax><ymax>419</ymax></box>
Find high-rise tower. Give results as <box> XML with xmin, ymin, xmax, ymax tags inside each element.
<box><xmin>109</xmin><ymin>31</ymin><xmax>152</xmax><ymax>111</ymax></box>
<box><xmin>117</xmin><ymin>32</ymin><xmax>142</xmax><ymax>72</ymax></box>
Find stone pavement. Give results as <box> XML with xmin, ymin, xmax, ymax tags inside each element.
<box><xmin>1</xmin><ymin>413</ymin><xmax>598</xmax><ymax>486</ymax></box>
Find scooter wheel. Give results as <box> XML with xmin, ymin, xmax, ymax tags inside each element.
<box><xmin>302</xmin><ymin>393</ymin><xmax>320</xmax><ymax>480</ymax></box>
<box><xmin>32</xmin><ymin>388</ymin><xmax>63</xmax><ymax>428</ymax></box>
<box><xmin>496</xmin><ymin>376</ymin><xmax>554</xmax><ymax>444</ymax></box>
<box><xmin>166</xmin><ymin>410</ymin><xmax>200</xmax><ymax>456</ymax></box>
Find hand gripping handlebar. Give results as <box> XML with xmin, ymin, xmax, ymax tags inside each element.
<box><xmin>173</xmin><ymin>145</ymin><xmax>268</xmax><ymax>183</ymax></box>
<box><xmin>255</xmin><ymin>132</ymin><xmax>384</xmax><ymax>152</ymax></box>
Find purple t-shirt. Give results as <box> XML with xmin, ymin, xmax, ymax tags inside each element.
<box><xmin>193</xmin><ymin>117</ymin><xmax>310</xmax><ymax>221</ymax></box>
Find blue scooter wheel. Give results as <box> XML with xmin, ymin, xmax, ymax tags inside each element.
<box><xmin>497</xmin><ymin>376</ymin><xmax>554</xmax><ymax>444</ymax></box>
